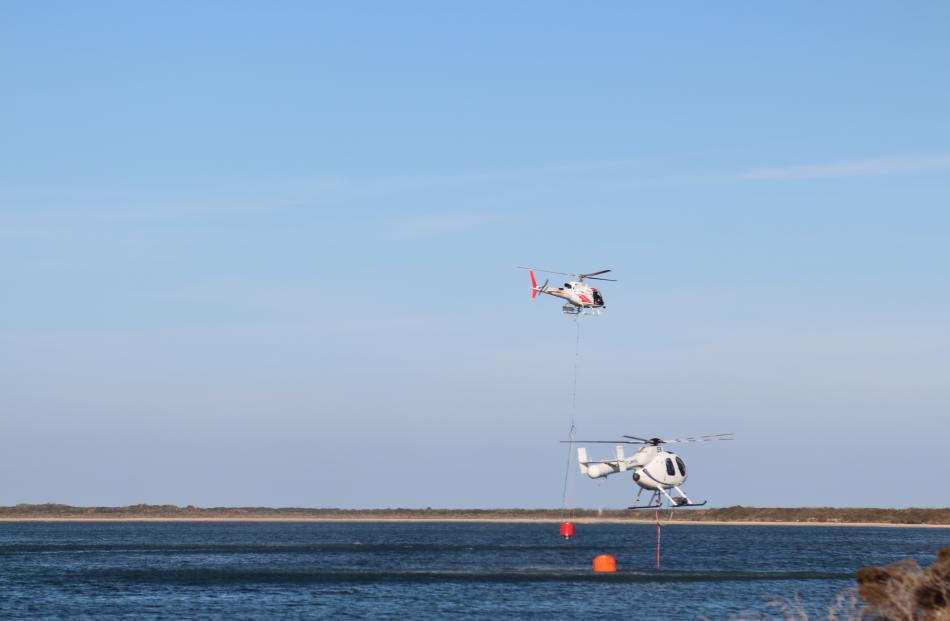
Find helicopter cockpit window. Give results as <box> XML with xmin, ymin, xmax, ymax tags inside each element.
<box><xmin>592</xmin><ymin>290</ymin><xmax>604</xmax><ymax>306</ymax></box>
<box><xmin>665</xmin><ymin>458</ymin><xmax>675</xmax><ymax>476</ymax></box>
<box><xmin>675</xmin><ymin>456</ymin><xmax>686</xmax><ymax>477</ymax></box>
<box><xmin>564</xmin><ymin>283</ymin><xmax>572</xmax><ymax>288</ymax></box>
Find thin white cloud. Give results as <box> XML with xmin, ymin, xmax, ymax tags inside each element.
<box><xmin>6</xmin><ymin>153</ymin><xmax>949</xmax><ymax>229</ymax></box>
<box><xmin>320</xmin><ymin>159</ymin><xmax>640</xmax><ymax>199</ymax></box>
<box><xmin>392</xmin><ymin>211</ymin><xmax>500</xmax><ymax>238</ymax></box>
<box><xmin>680</xmin><ymin>154</ymin><xmax>950</xmax><ymax>184</ymax></box>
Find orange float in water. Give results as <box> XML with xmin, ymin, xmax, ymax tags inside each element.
<box><xmin>592</xmin><ymin>554</ymin><xmax>617</xmax><ymax>573</ymax></box>
<box><xmin>559</xmin><ymin>522</ymin><xmax>575</xmax><ymax>538</ymax></box>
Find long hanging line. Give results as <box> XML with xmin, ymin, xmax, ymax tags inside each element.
<box><xmin>559</xmin><ymin>421</ymin><xmax>576</xmax><ymax>521</ymax></box>
<box><xmin>563</xmin><ymin>318</ymin><xmax>581</xmax><ymax>522</ymax></box>
<box><xmin>560</xmin><ymin>318</ymin><xmax>582</xmax><ymax>522</ymax></box>
<box><xmin>655</xmin><ymin>492</ymin><xmax>662</xmax><ymax>571</ymax></box>
<box><xmin>572</xmin><ymin>317</ymin><xmax>581</xmax><ymax>410</ymax></box>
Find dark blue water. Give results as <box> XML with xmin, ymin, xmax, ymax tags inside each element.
<box><xmin>2</xmin><ymin>521</ymin><xmax>948</xmax><ymax>620</ymax></box>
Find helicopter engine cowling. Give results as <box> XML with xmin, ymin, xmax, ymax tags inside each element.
<box><xmin>585</xmin><ymin>463</ymin><xmax>616</xmax><ymax>479</ymax></box>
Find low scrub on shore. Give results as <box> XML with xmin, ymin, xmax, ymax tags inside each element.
<box><xmin>755</xmin><ymin>548</ymin><xmax>950</xmax><ymax>620</ymax></box>
<box><xmin>4</xmin><ymin>503</ymin><xmax>950</xmax><ymax>525</ymax></box>
<box><xmin>852</xmin><ymin>548</ymin><xmax>950</xmax><ymax>620</ymax></box>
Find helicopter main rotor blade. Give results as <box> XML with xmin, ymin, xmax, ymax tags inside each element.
<box><xmin>622</xmin><ymin>435</ymin><xmax>652</xmax><ymax>443</ymax></box>
<box><xmin>516</xmin><ymin>266</ymin><xmax>575</xmax><ymax>277</ymax></box>
<box><xmin>568</xmin><ymin>433</ymin><xmax>735</xmax><ymax>445</ymax></box>
<box><xmin>518</xmin><ymin>267</ymin><xmax>618</xmax><ymax>281</ymax></box>
<box><xmin>663</xmin><ymin>433</ymin><xmax>735</xmax><ymax>444</ymax></box>
<box><xmin>580</xmin><ymin>269</ymin><xmax>617</xmax><ymax>282</ymax></box>
<box><xmin>560</xmin><ymin>440</ymin><xmax>644</xmax><ymax>444</ymax></box>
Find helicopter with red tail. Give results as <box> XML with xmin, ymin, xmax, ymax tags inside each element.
<box><xmin>518</xmin><ymin>267</ymin><xmax>616</xmax><ymax>315</ymax></box>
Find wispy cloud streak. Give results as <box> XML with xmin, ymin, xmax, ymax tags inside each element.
<box><xmin>681</xmin><ymin>154</ymin><xmax>950</xmax><ymax>184</ymax></box>
<box><xmin>392</xmin><ymin>211</ymin><xmax>500</xmax><ymax>238</ymax></box>
<box><xmin>5</xmin><ymin>153</ymin><xmax>949</xmax><ymax>228</ymax></box>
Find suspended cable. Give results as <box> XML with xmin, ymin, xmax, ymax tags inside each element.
<box><xmin>560</xmin><ymin>317</ymin><xmax>582</xmax><ymax>527</ymax></box>
<box><xmin>655</xmin><ymin>492</ymin><xmax>662</xmax><ymax>571</ymax></box>
<box><xmin>559</xmin><ymin>422</ymin><xmax>576</xmax><ymax>522</ymax></box>
<box><xmin>571</xmin><ymin>317</ymin><xmax>580</xmax><ymax>410</ymax></box>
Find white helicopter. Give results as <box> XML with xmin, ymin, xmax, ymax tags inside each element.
<box><xmin>518</xmin><ymin>267</ymin><xmax>615</xmax><ymax>315</ymax></box>
<box><xmin>566</xmin><ymin>433</ymin><xmax>734</xmax><ymax>509</ymax></box>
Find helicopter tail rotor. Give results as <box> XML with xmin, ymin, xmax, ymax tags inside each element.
<box><xmin>529</xmin><ymin>270</ymin><xmax>549</xmax><ymax>299</ymax></box>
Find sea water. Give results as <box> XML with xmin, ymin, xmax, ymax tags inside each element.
<box><xmin>2</xmin><ymin>521</ymin><xmax>948</xmax><ymax>620</ymax></box>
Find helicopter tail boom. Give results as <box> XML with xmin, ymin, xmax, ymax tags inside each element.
<box><xmin>577</xmin><ymin>447</ymin><xmax>589</xmax><ymax>475</ymax></box>
<box><xmin>577</xmin><ymin>447</ymin><xmax>626</xmax><ymax>478</ymax></box>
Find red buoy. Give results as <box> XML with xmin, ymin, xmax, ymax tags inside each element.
<box><xmin>559</xmin><ymin>522</ymin><xmax>575</xmax><ymax>538</ymax></box>
<box><xmin>592</xmin><ymin>554</ymin><xmax>617</xmax><ymax>573</ymax></box>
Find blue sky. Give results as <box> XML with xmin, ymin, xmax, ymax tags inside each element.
<box><xmin>2</xmin><ymin>2</ymin><xmax>948</xmax><ymax>508</ymax></box>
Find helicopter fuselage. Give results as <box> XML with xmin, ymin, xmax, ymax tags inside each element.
<box><xmin>630</xmin><ymin>448</ymin><xmax>687</xmax><ymax>491</ymax></box>
<box><xmin>579</xmin><ymin>445</ymin><xmax>687</xmax><ymax>491</ymax></box>
<box><xmin>542</xmin><ymin>281</ymin><xmax>605</xmax><ymax>308</ymax></box>
<box><xmin>573</xmin><ymin>432</ymin><xmax>732</xmax><ymax>509</ymax></box>
<box><xmin>525</xmin><ymin>268</ymin><xmax>613</xmax><ymax>315</ymax></box>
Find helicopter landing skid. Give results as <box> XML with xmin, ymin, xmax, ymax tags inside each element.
<box><xmin>627</xmin><ymin>500</ymin><xmax>707</xmax><ymax>510</ymax></box>
<box><xmin>627</xmin><ymin>488</ymin><xmax>706</xmax><ymax>510</ymax></box>
<box><xmin>561</xmin><ymin>305</ymin><xmax>603</xmax><ymax>316</ymax></box>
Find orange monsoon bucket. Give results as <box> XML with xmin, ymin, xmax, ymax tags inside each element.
<box><xmin>592</xmin><ymin>554</ymin><xmax>617</xmax><ymax>573</ymax></box>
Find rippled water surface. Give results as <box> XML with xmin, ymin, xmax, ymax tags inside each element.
<box><xmin>2</xmin><ymin>521</ymin><xmax>948</xmax><ymax>619</ymax></box>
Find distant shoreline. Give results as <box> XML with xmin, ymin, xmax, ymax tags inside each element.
<box><xmin>2</xmin><ymin>516</ymin><xmax>950</xmax><ymax>528</ymax></box>
<box><xmin>4</xmin><ymin>505</ymin><xmax>950</xmax><ymax>527</ymax></box>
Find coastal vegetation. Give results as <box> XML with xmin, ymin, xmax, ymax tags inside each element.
<box><xmin>4</xmin><ymin>504</ymin><xmax>950</xmax><ymax>525</ymax></box>
<box><xmin>853</xmin><ymin>547</ymin><xmax>950</xmax><ymax>620</ymax></box>
<box><xmin>763</xmin><ymin>548</ymin><xmax>950</xmax><ymax>620</ymax></box>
